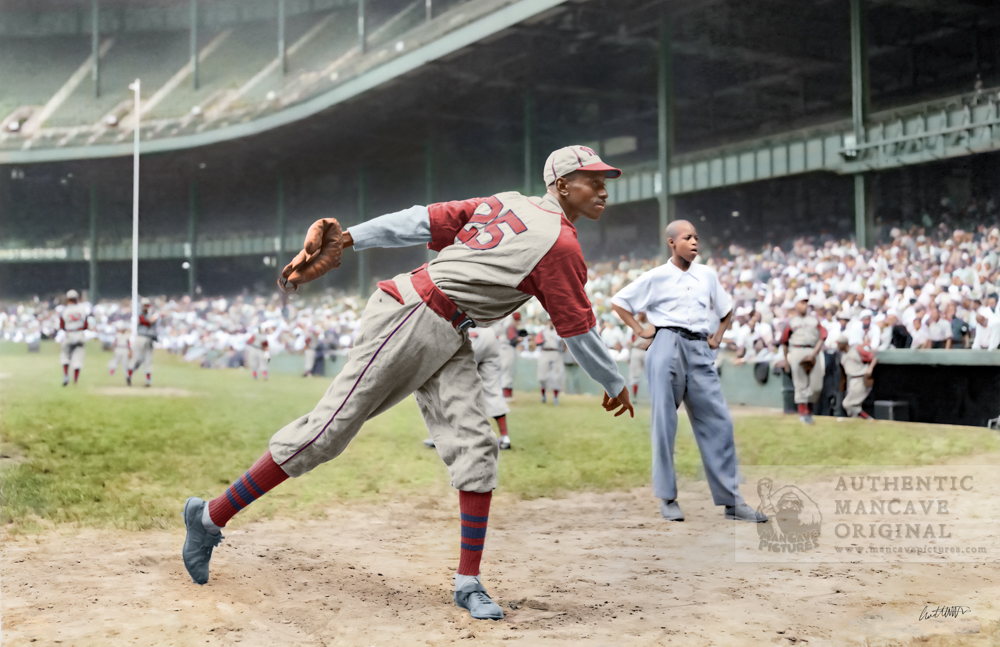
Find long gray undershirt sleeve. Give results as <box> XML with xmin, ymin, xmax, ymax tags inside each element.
<box><xmin>564</xmin><ymin>327</ymin><xmax>627</xmax><ymax>396</ymax></box>
<box><xmin>348</xmin><ymin>205</ymin><xmax>431</xmax><ymax>251</ymax></box>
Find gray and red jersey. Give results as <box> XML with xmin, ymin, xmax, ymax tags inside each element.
<box><xmin>137</xmin><ymin>313</ymin><xmax>158</xmax><ymax>339</ymax></box>
<box><xmin>60</xmin><ymin>303</ymin><xmax>90</xmax><ymax>344</ymax></box>
<box><xmin>114</xmin><ymin>330</ymin><xmax>131</xmax><ymax>349</ymax></box>
<box><xmin>779</xmin><ymin>315</ymin><xmax>827</xmax><ymax>347</ymax></box>
<box><xmin>425</xmin><ymin>191</ymin><xmax>595</xmax><ymax>339</ymax></box>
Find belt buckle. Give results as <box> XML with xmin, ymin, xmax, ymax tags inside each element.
<box><xmin>457</xmin><ymin>317</ymin><xmax>476</xmax><ymax>332</ymax></box>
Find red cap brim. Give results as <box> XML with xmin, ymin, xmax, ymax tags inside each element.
<box><xmin>579</xmin><ymin>162</ymin><xmax>622</xmax><ymax>178</ymax></box>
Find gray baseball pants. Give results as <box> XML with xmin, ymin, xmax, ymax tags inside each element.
<box><xmin>647</xmin><ymin>329</ymin><xmax>741</xmax><ymax>506</ymax></box>
<box><xmin>269</xmin><ymin>274</ymin><xmax>498</xmax><ymax>492</ymax></box>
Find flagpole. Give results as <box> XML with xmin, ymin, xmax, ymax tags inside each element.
<box><xmin>129</xmin><ymin>78</ymin><xmax>140</xmax><ymax>340</ymax></box>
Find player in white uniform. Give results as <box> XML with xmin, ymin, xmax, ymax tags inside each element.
<box><xmin>59</xmin><ymin>289</ymin><xmax>91</xmax><ymax>386</ymax></box>
<box><xmin>129</xmin><ymin>298</ymin><xmax>158</xmax><ymax>387</ymax></box>
<box><xmin>108</xmin><ymin>322</ymin><xmax>131</xmax><ymax>376</ymax></box>
<box><xmin>536</xmin><ymin>322</ymin><xmax>564</xmax><ymax>404</ymax></box>
<box><xmin>245</xmin><ymin>330</ymin><xmax>270</xmax><ymax>380</ymax></box>
<box><xmin>498</xmin><ymin>312</ymin><xmax>526</xmax><ymax>398</ymax></box>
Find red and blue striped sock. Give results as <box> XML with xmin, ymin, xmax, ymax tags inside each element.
<box><xmin>457</xmin><ymin>490</ymin><xmax>492</xmax><ymax>576</ymax></box>
<box><xmin>207</xmin><ymin>451</ymin><xmax>289</xmax><ymax>528</ymax></box>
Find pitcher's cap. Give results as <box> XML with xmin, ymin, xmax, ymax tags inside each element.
<box><xmin>543</xmin><ymin>145</ymin><xmax>621</xmax><ymax>186</ymax></box>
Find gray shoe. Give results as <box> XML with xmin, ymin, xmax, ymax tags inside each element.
<box><xmin>799</xmin><ymin>414</ymin><xmax>814</xmax><ymax>425</ymax></box>
<box><xmin>423</xmin><ymin>438</ymin><xmax>436</xmax><ymax>448</ymax></box>
<box><xmin>499</xmin><ymin>435</ymin><xmax>511</xmax><ymax>450</ymax></box>
<box><xmin>455</xmin><ymin>581</ymin><xmax>504</xmax><ymax>620</ymax></box>
<box><xmin>182</xmin><ymin>497</ymin><xmax>223</xmax><ymax>585</ymax></box>
<box><xmin>659</xmin><ymin>499</ymin><xmax>684</xmax><ymax>521</ymax></box>
<box><xmin>725</xmin><ymin>503</ymin><xmax>768</xmax><ymax>523</ymax></box>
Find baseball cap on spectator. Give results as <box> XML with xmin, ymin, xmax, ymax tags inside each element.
<box><xmin>543</xmin><ymin>145</ymin><xmax>622</xmax><ymax>186</ymax></box>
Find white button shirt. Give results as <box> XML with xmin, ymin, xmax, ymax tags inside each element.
<box><xmin>611</xmin><ymin>261</ymin><xmax>732</xmax><ymax>335</ymax></box>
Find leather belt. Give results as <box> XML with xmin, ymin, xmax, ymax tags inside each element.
<box><xmin>656</xmin><ymin>326</ymin><xmax>708</xmax><ymax>342</ymax></box>
<box><xmin>408</xmin><ymin>264</ymin><xmax>476</xmax><ymax>331</ymax></box>
<box><xmin>791</xmin><ymin>344</ymin><xmax>816</xmax><ymax>348</ymax></box>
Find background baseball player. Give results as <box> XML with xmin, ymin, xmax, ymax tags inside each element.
<box><xmin>108</xmin><ymin>321</ymin><xmax>131</xmax><ymax>376</ymax></box>
<box><xmin>245</xmin><ymin>328</ymin><xmax>270</xmax><ymax>380</ymax></box>
<box><xmin>536</xmin><ymin>321</ymin><xmax>564</xmax><ymax>404</ymax></box>
<box><xmin>841</xmin><ymin>343</ymin><xmax>876</xmax><ymax>419</ymax></box>
<box><xmin>58</xmin><ymin>289</ymin><xmax>91</xmax><ymax>386</ymax></box>
<box><xmin>425</xmin><ymin>326</ymin><xmax>513</xmax><ymax>450</ymax></box>
<box><xmin>778</xmin><ymin>290</ymin><xmax>827</xmax><ymax>425</ymax></box>
<box><xmin>182</xmin><ymin>145</ymin><xmax>633</xmax><ymax>622</ymax></box>
<box><xmin>498</xmin><ymin>312</ymin><xmax>526</xmax><ymax>398</ymax></box>
<box><xmin>611</xmin><ymin>219</ymin><xmax>767</xmax><ymax>524</ymax></box>
<box><xmin>627</xmin><ymin>312</ymin><xmax>651</xmax><ymax>397</ymax></box>
<box><xmin>302</xmin><ymin>331</ymin><xmax>318</xmax><ymax>377</ymax></box>
<box><xmin>129</xmin><ymin>298</ymin><xmax>158</xmax><ymax>387</ymax></box>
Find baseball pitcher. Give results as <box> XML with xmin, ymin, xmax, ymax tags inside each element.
<box><xmin>128</xmin><ymin>298</ymin><xmax>158</xmax><ymax>387</ymax></box>
<box><xmin>182</xmin><ymin>145</ymin><xmax>634</xmax><ymax>622</ymax></box>
<box><xmin>108</xmin><ymin>322</ymin><xmax>131</xmax><ymax>376</ymax></box>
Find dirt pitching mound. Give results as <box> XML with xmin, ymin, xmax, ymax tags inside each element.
<box><xmin>3</xmin><ymin>481</ymin><xmax>998</xmax><ymax>646</ymax></box>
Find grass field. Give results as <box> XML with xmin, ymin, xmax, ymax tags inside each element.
<box><xmin>2</xmin><ymin>341</ymin><xmax>998</xmax><ymax>535</ymax></box>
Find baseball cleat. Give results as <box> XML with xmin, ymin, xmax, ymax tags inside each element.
<box><xmin>541</xmin><ymin>394</ymin><xmax>546</xmax><ymax>404</ymax></box>
<box><xmin>859</xmin><ymin>411</ymin><xmax>873</xmax><ymax>420</ymax></box>
<box><xmin>499</xmin><ymin>435</ymin><xmax>511</xmax><ymax>450</ymax></box>
<box><xmin>799</xmin><ymin>414</ymin><xmax>814</xmax><ymax>425</ymax></box>
<box><xmin>659</xmin><ymin>499</ymin><xmax>684</xmax><ymax>522</ymax></box>
<box><xmin>553</xmin><ymin>396</ymin><xmax>559</xmax><ymax>406</ymax></box>
<box><xmin>725</xmin><ymin>503</ymin><xmax>768</xmax><ymax>523</ymax></box>
<box><xmin>182</xmin><ymin>497</ymin><xmax>223</xmax><ymax>585</ymax></box>
<box><xmin>126</xmin><ymin>375</ymin><xmax>132</xmax><ymax>386</ymax></box>
<box><xmin>423</xmin><ymin>438</ymin><xmax>436</xmax><ymax>448</ymax></box>
<box><xmin>62</xmin><ymin>376</ymin><xmax>69</xmax><ymax>386</ymax></box>
<box><xmin>454</xmin><ymin>581</ymin><xmax>504</xmax><ymax>620</ymax></box>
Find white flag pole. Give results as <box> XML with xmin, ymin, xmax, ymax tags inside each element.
<box><xmin>129</xmin><ymin>78</ymin><xmax>141</xmax><ymax>341</ymax></box>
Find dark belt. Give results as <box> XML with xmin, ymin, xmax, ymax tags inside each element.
<box><xmin>656</xmin><ymin>326</ymin><xmax>708</xmax><ymax>342</ymax></box>
<box><xmin>406</xmin><ymin>264</ymin><xmax>476</xmax><ymax>331</ymax></box>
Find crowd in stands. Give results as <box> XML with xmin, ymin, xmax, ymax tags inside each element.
<box><xmin>4</xmin><ymin>216</ymin><xmax>1000</xmax><ymax>377</ymax></box>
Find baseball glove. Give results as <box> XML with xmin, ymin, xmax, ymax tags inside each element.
<box><xmin>799</xmin><ymin>355</ymin><xmax>816</xmax><ymax>374</ymax></box>
<box><xmin>277</xmin><ymin>218</ymin><xmax>344</xmax><ymax>293</ymax></box>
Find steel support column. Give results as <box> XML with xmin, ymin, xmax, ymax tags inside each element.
<box><xmin>425</xmin><ymin>138</ymin><xmax>436</xmax><ymax>262</ymax></box>
<box><xmin>91</xmin><ymin>0</ymin><xmax>100</xmax><ymax>98</ymax></box>
<box><xmin>426</xmin><ymin>0</ymin><xmax>433</xmax><ymax>21</ymax></box>
<box><xmin>89</xmin><ymin>185</ymin><xmax>99</xmax><ymax>302</ymax></box>
<box><xmin>276</xmin><ymin>170</ymin><xmax>286</xmax><ymax>272</ymax></box>
<box><xmin>357</xmin><ymin>166</ymin><xmax>369</xmax><ymax>296</ymax></box>
<box><xmin>656</xmin><ymin>15</ymin><xmax>674</xmax><ymax>262</ymax></box>
<box><xmin>188</xmin><ymin>180</ymin><xmax>199</xmax><ymax>297</ymax></box>
<box><xmin>850</xmin><ymin>0</ymin><xmax>871</xmax><ymax>247</ymax></box>
<box><xmin>523</xmin><ymin>88</ymin><xmax>534</xmax><ymax>196</ymax></box>
<box><xmin>358</xmin><ymin>0</ymin><xmax>367</xmax><ymax>54</ymax></box>
<box><xmin>278</xmin><ymin>0</ymin><xmax>287</xmax><ymax>75</ymax></box>
<box><xmin>190</xmin><ymin>0</ymin><xmax>200</xmax><ymax>90</ymax></box>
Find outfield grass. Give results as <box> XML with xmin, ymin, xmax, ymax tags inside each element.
<box><xmin>1</xmin><ymin>341</ymin><xmax>998</xmax><ymax>534</ymax></box>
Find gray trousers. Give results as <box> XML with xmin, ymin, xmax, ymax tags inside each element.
<box><xmin>647</xmin><ymin>329</ymin><xmax>741</xmax><ymax>506</ymax></box>
<box><xmin>269</xmin><ymin>274</ymin><xmax>498</xmax><ymax>492</ymax></box>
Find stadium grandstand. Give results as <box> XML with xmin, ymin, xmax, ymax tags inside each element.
<box><xmin>1</xmin><ymin>0</ymin><xmax>999</xmax><ymax>299</ymax></box>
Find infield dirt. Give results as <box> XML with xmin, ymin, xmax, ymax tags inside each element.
<box><xmin>3</xmin><ymin>476</ymin><xmax>997</xmax><ymax>647</ymax></box>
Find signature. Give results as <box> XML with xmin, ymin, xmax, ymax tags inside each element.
<box><xmin>919</xmin><ymin>605</ymin><xmax>972</xmax><ymax>621</ymax></box>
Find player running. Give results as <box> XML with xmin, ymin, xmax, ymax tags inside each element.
<box><xmin>182</xmin><ymin>145</ymin><xmax>634</xmax><ymax>621</ymax></box>
<box><xmin>58</xmin><ymin>289</ymin><xmax>91</xmax><ymax>386</ymax></box>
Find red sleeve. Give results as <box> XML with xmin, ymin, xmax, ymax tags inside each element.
<box><xmin>427</xmin><ymin>198</ymin><xmax>489</xmax><ymax>252</ymax></box>
<box><xmin>516</xmin><ymin>220</ymin><xmax>596</xmax><ymax>338</ymax></box>
<box><xmin>778</xmin><ymin>324</ymin><xmax>791</xmax><ymax>346</ymax></box>
<box><xmin>818</xmin><ymin>324</ymin><xmax>828</xmax><ymax>340</ymax></box>
<box><xmin>60</xmin><ymin>317</ymin><xmax>66</xmax><ymax>330</ymax></box>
